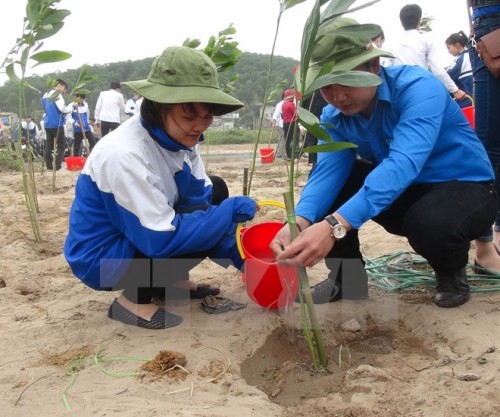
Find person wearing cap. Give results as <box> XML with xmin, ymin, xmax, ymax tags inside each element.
<box><xmin>270</xmin><ymin>18</ymin><xmax>497</xmax><ymax>308</ymax></box>
<box><xmin>64</xmin><ymin>46</ymin><xmax>257</xmax><ymax>329</ymax></box>
<box><xmin>42</xmin><ymin>78</ymin><xmax>74</xmax><ymax>170</ymax></box>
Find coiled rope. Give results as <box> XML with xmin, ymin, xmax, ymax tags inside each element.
<box><xmin>365</xmin><ymin>250</ymin><xmax>500</xmax><ymax>293</ymax></box>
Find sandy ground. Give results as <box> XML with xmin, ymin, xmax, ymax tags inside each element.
<box><xmin>1</xmin><ymin>143</ymin><xmax>500</xmax><ymax>417</ymax></box>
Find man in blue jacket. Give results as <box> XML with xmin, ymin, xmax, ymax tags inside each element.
<box><xmin>271</xmin><ymin>18</ymin><xmax>497</xmax><ymax>309</ymax></box>
<box><xmin>42</xmin><ymin>79</ymin><xmax>74</xmax><ymax>170</ymax></box>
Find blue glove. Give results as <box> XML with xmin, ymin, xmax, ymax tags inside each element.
<box><xmin>224</xmin><ymin>196</ymin><xmax>257</xmax><ymax>223</ymax></box>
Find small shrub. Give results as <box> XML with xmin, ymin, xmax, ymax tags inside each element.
<box><xmin>0</xmin><ymin>147</ymin><xmax>21</xmax><ymax>171</ymax></box>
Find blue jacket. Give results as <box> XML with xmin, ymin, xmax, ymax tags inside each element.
<box><xmin>446</xmin><ymin>50</ymin><xmax>473</xmax><ymax>108</ymax></box>
<box><xmin>71</xmin><ymin>102</ymin><xmax>91</xmax><ymax>133</ymax></box>
<box><xmin>296</xmin><ymin>65</ymin><xmax>494</xmax><ymax>229</ymax></box>
<box><xmin>42</xmin><ymin>88</ymin><xmax>72</xmax><ymax>129</ymax></box>
<box><xmin>64</xmin><ymin>116</ymin><xmax>256</xmax><ymax>290</ymax></box>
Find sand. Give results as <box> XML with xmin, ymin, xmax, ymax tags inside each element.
<box><xmin>1</xmin><ymin>143</ymin><xmax>499</xmax><ymax>417</ymax></box>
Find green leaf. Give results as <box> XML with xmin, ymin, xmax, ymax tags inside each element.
<box><xmin>40</xmin><ymin>8</ymin><xmax>71</xmax><ymax>26</ymax></box>
<box><xmin>283</xmin><ymin>0</ymin><xmax>309</xmax><ymax>11</ymax></box>
<box><xmin>30</xmin><ymin>50</ymin><xmax>71</xmax><ymax>65</ymax></box>
<box><xmin>183</xmin><ymin>38</ymin><xmax>201</xmax><ymax>48</ymax></box>
<box><xmin>5</xmin><ymin>63</ymin><xmax>22</xmax><ymax>85</ymax></box>
<box><xmin>33</xmin><ymin>21</ymin><xmax>65</xmax><ymax>41</ymax></box>
<box><xmin>303</xmin><ymin>141</ymin><xmax>357</xmax><ymax>154</ymax></box>
<box><xmin>297</xmin><ymin>107</ymin><xmax>331</xmax><ymax>140</ymax></box>
<box><xmin>266</xmin><ymin>79</ymin><xmax>288</xmax><ymax>102</ymax></box>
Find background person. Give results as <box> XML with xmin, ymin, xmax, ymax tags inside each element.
<box><xmin>467</xmin><ymin>0</ymin><xmax>500</xmax><ymax>272</ymax></box>
<box><xmin>71</xmin><ymin>94</ymin><xmax>97</xmax><ymax>156</ymax></box>
<box><xmin>281</xmin><ymin>89</ymin><xmax>298</xmax><ymax>160</ymax></box>
<box><xmin>94</xmin><ymin>81</ymin><xmax>126</xmax><ymax>137</ymax></box>
<box><xmin>385</xmin><ymin>4</ymin><xmax>468</xmax><ymax>102</ymax></box>
<box><xmin>125</xmin><ymin>92</ymin><xmax>141</xmax><ymax>118</ymax></box>
<box><xmin>272</xmin><ymin>93</ymin><xmax>285</xmax><ymax>159</ymax></box>
<box><xmin>64</xmin><ymin>46</ymin><xmax>257</xmax><ymax>330</ymax></box>
<box><xmin>41</xmin><ymin>79</ymin><xmax>74</xmax><ymax>170</ymax></box>
<box><xmin>445</xmin><ymin>31</ymin><xmax>473</xmax><ymax>108</ymax></box>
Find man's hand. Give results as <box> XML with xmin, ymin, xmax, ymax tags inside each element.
<box><xmin>271</xmin><ymin>220</ymin><xmax>335</xmax><ymax>268</ymax></box>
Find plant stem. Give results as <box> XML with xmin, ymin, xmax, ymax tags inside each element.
<box><xmin>283</xmin><ymin>191</ymin><xmax>327</xmax><ymax>368</ymax></box>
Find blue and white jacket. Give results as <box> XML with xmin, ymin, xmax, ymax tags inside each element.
<box><xmin>64</xmin><ymin>115</ymin><xmax>256</xmax><ymax>290</ymax></box>
<box><xmin>71</xmin><ymin>102</ymin><xmax>91</xmax><ymax>133</ymax></box>
<box><xmin>446</xmin><ymin>50</ymin><xmax>473</xmax><ymax>108</ymax></box>
<box><xmin>42</xmin><ymin>88</ymin><xmax>73</xmax><ymax>129</ymax></box>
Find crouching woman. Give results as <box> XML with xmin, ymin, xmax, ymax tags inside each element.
<box><xmin>64</xmin><ymin>46</ymin><xmax>257</xmax><ymax>329</ymax></box>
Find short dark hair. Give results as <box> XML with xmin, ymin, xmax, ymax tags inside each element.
<box><xmin>56</xmin><ymin>78</ymin><xmax>68</xmax><ymax>89</ymax></box>
<box><xmin>400</xmin><ymin>4</ymin><xmax>422</xmax><ymax>30</ymax></box>
<box><xmin>75</xmin><ymin>93</ymin><xmax>86</xmax><ymax>99</ymax></box>
<box><xmin>110</xmin><ymin>81</ymin><xmax>121</xmax><ymax>90</ymax></box>
<box><xmin>371</xmin><ymin>30</ymin><xmax>385</xmax><ymax>42</ymax></box>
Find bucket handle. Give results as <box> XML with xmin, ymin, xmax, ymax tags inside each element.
<box><xmin>456</xmin><ymin>94</ymin><xmax>474</xmax><ymax>107</ymax></box>
<box><xmin>236</xmin><ymin>199</ymin><xmax>286</xmax><ymax>259</ymax></box>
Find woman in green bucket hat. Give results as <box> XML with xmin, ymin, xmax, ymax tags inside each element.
<box><xmin>64</xmin><ymin>46</ymin><xmax>257</xmax><ymax>329</ymax></box>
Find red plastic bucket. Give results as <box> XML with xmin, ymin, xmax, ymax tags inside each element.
<box><xmin>65</xmin><ymin>156</ymin><xmax>87</xmax><ymax>171</ymax></box>
<box><xmin>259</xmin><ymin>147</ymin><xmax>275</xmax><ymax>163</ymax></box>
<box><xmin>462</xmin><ymin>105</ymin><xmax>475</xmax><ymax>129</ymax></box>
<box><xmin>241</xmin><ymin>221</ymin><xmax>298</xmax><ymax>309</ymax></box>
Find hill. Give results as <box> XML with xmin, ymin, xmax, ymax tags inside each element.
<box><xmin>0</xmin><ymin>52</ymin><xmax>298</xmax><ymax>129</ymax></box>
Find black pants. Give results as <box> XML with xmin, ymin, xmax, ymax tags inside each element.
<box><xmin>283</xmin><ymin>122</ymin><xmax>298</xmax><ymax>159</ymax></box>
<box><xmin>116</xmin><ymin>175</ymin><xmax>230</xmax><ymax>304</ymax></box>
<box><xmin>325</xmin><ymin>160</ymin><xmax>497</xmax><ymax>278</ymax></box>
<box><xmin>44</xmin><ymin>127</ymin><xmax>66</xmax><ymax>169</ymax></box>
<box><xmin>73</xmin><ymin>131</ymin><xmax>97</xmax><ymax>156</ymax></box>
<box><xmin>100</xmin><ymin>121</ymin><xmax>120</xmax><ymax>137</ymax></box>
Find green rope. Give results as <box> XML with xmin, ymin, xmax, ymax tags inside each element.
<box><xmin>365</xmin><ymin>250</ymin><xmax>500</xmax><ymax>293</ymax></box>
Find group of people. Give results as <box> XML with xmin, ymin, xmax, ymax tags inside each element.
<box><xmin>63</xmin><ymin>1</ymin><xmax>500</xmax><ymax>330</ymax></box>
<box><xmin>41</xmin><ymin>79</ymin><xmax>144</xmax><ymax>169</ymax></box>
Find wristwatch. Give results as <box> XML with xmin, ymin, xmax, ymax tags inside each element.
<box><xmin>324</xmin><ymin>214</ymin><xmax>347</xmax><ymax>240</ymax></box>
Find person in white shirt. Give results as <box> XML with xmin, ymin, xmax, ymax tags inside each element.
<box><xmin>272</xmin><ymin>94</ymin><xmax>285</xmax><ymax>158</ymax></box>
<box><xmin>385</xmin><ymin>4</ymin><xmax>467</xmax><ymax>102</ymax></box>
<box><xmin>134</xmin><ymin>95</ymin><xmax>143</xmax><ymax>115</ymax></box>
<box><xmin>125</xmin><ymin>92</ymin><xmax>141</xmax><ymax>118</ymax></box>
<box><xmin>94</xmin><ymin>81</ymin><xmax>126</xmax><ymax>137</ymax></box>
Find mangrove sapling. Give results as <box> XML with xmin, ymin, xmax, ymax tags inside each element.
<box><xmin>282</xmin><ymin>0</ymin><xmax>385</xmax><ymax>369</ymax></box>
<box><xmin>2</xmin><ymin>0</ymin><xmax>72</xmax><ymax>241</ymax></box>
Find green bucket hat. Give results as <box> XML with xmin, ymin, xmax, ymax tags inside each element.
<box><xmin>306</xmin><ymin>17</ymin><xmax>394</xmax><ymax>88</ymax></box>
<box><xmin>123</xmin><ymin>46</ymin><xmax>243</xmax><ymax>115</ymax></box>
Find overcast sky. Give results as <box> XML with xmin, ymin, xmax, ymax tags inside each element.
<box><xmin>0</xmin><ymin>0</ymin><xmax>470</xmax><ymax>86</ymax></box>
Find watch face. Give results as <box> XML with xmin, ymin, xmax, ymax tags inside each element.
<box><xmin>333</xmin><ymin>224</ymin><xmax>346</xmax><ymax>239</ymax></box>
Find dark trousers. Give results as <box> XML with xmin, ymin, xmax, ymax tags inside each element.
<box><xmin>116</xmin><ymin>176</ymin><xmax>230</xmax><ymax>304</ymax></box>
<box><xmin>326</xmin><ymin>160</ymin><xmax>497</xmax><ymax>277</ymax></box>
<box><xmin>73</xmin><ymin>131</ymin><xmax>97</xmax><ymax>156</ymax></box>
<box><xmin>44</xmin><ymin>127</ymin><xmax>66</xmax><ymax>170</ymax></box>
<box><xmin>469</xmin><ymin>17</ymin><xmax>500</xmax><ymax>231</ymax></box>
<box><xmin>283</xmin><ymin>122</ymin><xmax>298</xmax><ymax>159</ymax></box>
<box><xmin>100</xmin><ymin>121</ymin><xmax>120</xmax><ymax>137</ymax></box>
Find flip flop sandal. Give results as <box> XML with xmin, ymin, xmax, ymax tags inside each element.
<box><xmin>108</xmin><ymin>298</ymin><xmax>183</xmax><ymax>329</ymax></box>
<box><xmin>189</xmin><ymin>283</ymin><xmax>221</xmax><ymax>299</ymax></box>
<box><xmin>199</xmin><ymin>295</ymin><xmax>247</xmax><ymax>314</ymax></box>
<box><xmin>158</xmin><ymin>283</ymin><xmax>221</xmax><ymax>301</ymax></box>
